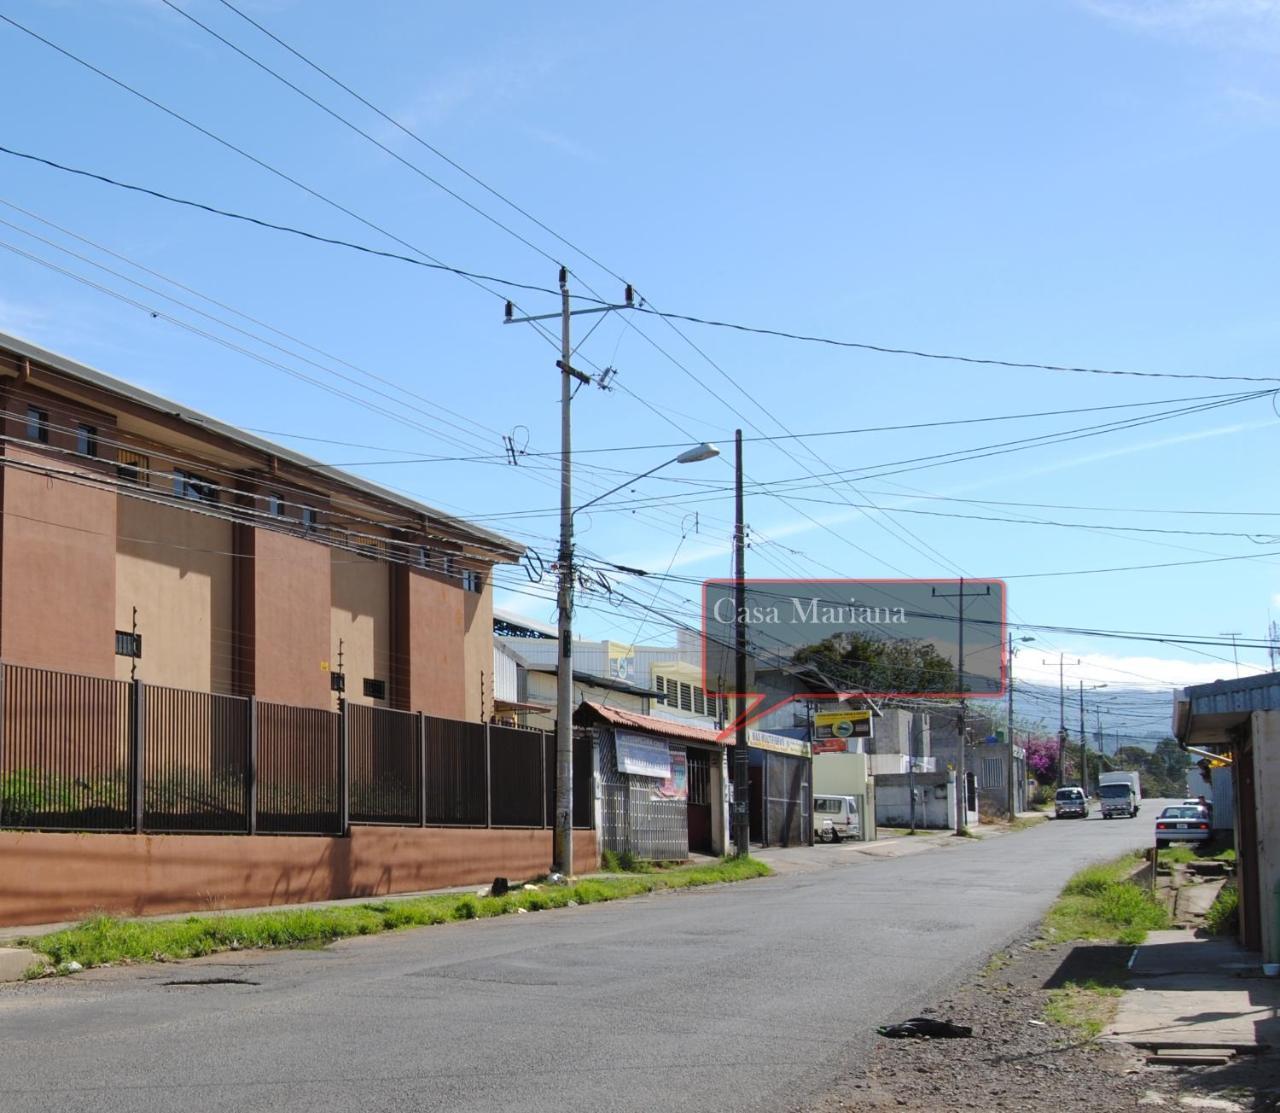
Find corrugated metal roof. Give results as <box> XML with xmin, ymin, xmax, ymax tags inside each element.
<box><xmin>575</xmin><ymin>701</ymin><xmax>727</xmax><ymax>746</ymax></box>
<box><xmin>1</xmin><ymin>331</ymin><xmax>523</xmax><ymax>559</ymax></box>
<box><xmin>1182</xmin><ymin>672</ymin><xmax>1280</xmax><ymax>717</ymax></box>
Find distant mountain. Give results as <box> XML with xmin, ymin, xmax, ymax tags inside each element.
<box><xmin>973</xmin><ymin>682</ymin><xmax>1175</xmax><ymax>752</ymax></box>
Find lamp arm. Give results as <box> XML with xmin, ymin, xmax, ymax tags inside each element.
<box><xmin>571</xmin><ymin>456</ymin><xmax>679</xmax><ymax>520</ymax></box>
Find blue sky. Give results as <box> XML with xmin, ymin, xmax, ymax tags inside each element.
<box><xmin>2</xmin><ymin>0</ymin><xmax>1278</xmax><ymax>734</ymax></box>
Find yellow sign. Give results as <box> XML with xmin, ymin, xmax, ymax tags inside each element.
<box><xmin>814</xmin><ymin>710</ymin><xmax>873</xmax><ymax>740</ymax></box>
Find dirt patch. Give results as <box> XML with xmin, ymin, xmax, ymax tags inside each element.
<box><xmin>804</xmin><ymin>934</ymin><xmax>1279</xmax><ymax>1113</ymax></box>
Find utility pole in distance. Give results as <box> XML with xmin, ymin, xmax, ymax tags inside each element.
<box><xmin>732</xmin><ymin>429</ymin><xmax>750</xmax><ymax>857</ymax></box>
<box><xmin>1079</xmin><ymin>681</ymin><xmax>1107</xmax><ymax>795</ymax></box>
<box><xmin>1007</xmin><ymin>633</ymin><xmax>1034</xmax><ymax>819</ymax></box>
<box><xmin>1044</xmin><ymin>652</ymin><xmax>1080</xmax><ymax>787</ymax></box>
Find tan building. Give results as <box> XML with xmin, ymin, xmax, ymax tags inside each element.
<box><xmin>0</xmin><ymin>332</ymin><xmax>522</xmax><ymax>718</ymax></box>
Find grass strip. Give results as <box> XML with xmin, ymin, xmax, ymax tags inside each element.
<box><xmin>1042</xmin><ymin>852</ymin><xmax>1169</xmax><ymax>947</ymax></box>
<box><xmin>1044</xmin><ymin>981</ymin><xmax>1125</xmax><ymax>1040</ymax></box>
<box><xmin>23</xmin><ymin>856</ymin><xmax>772</xmax><ymax>974</ymax></box>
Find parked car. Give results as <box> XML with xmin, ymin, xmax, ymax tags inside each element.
<box><xmin>1054</xmin><ymin>786</ymin><xmax>1090</xmax><ymax>819</ymax></box>
<box><xmin>814</xmin><ymin>794</ymin><xmax>860</xmax><ymax>842</ymax></box>
<box><xmin>1154</xmin><ymin>805</ymin><xmax>1211</xmax><ymax>847</ymax></box>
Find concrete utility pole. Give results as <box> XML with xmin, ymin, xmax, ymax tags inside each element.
<box><xmin>1044</xmin><ymin>652</ymin><xmax>1080</xmax><ymax>786</ymax></box>
<box><xmin>732</xmin><ymin>429</ymin><xmax>750</xmax><ymax>856</ymax></box>
<box><xmin>555</xmin><ymin>268</ymin><xmax>574</xmax><ymax>876</ymax></box>
<box><xmin>1007</xmin><ymin>633</ymin><xmax>1034</xmax><ymax>819</ymax></box>
<box><xmin>505</xmin><ymin>278</ymin><xmax>718</xmax><ymax>875</ymax></box>
<box><xmin>1078</xmin><ymin>681</ymin><xmax>1107</xmax><ymax>794</ymax></box>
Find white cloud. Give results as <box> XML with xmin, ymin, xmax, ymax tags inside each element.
<box><xmin>1082</xmin><ymin>0</ymin><xmax>1280</xmax><ymax>50</ymax></box>
<box><xmin>1014</xmin><ymin>649</ymin><xmax>1265</xmax><ymax>691</ymax></box>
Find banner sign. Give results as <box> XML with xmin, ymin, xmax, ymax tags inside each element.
<box><xmin>615</xmin><ymin>730</ymin><xmax>672</xmax><ymax>779</ymax></box>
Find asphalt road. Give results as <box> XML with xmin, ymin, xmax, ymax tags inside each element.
<box><xmin>0</xmin><ymin>804</ymin><xmax>1173</xmax><ymax>1113</ymax></box>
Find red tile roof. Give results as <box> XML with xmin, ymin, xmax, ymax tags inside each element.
<box><xmin>576</xmin><ymin>701</ymin><xmax>727</xmax><ymax>746</ymax></box>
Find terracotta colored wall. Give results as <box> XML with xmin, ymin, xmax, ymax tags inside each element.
<box><xmin>330</xmin><ymin>550</ymin><xmax>391</xmax><ymax>706</ymax></box>
<box><xmin>0</xmin><ymin>827</ymin><xmax>599</xmax><ymax>926</ymax></box>
<box><xmin>0</xmin><ymin>446</ymin><xmax>116</xmax><ymax>677</ymax></box>
<box><xmin>405</xmin><ymin>568</ymin><xmax>466</xmax><ymax>718</ymax></box>
<box><xmin>115</xmin><ymin>500</ymin><xmax>234</xmax><ymax>692</ymax></box>
<box><xmin>462</xmin><ymin>578</ymin><xmax>494</xmax><ymax>721</ymax></box>
<box><xmin>249</xmin><ymin>529</ymin><xmax>332</xmax><ymax>709</ymax></box>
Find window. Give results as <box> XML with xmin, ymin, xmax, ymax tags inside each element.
<box><xmin>301</xmin><ymin>507</ymin><xmax>318</xmax><ymax>533</ymax></box>
<box><xmin>173</xmin><ymin>470</ymin><xmax>216</xmax><ymax>503</ymax></box>
<box><xmin>441</xmin><ymin>554</ymin><xmax>455</xmax><ymax>577</ymax></box>
<box><xmin>415</xmin><ymin>546</ymin><xmax>431</xmax><ymax>569</ymax></box>
<box><xmin>265</xmin><ymin>493</ymin><xmax>287</xmax><ymax>518</ymax></box>
<box><xmin>693</xmin><ymin>687</ymin><xmax>705</xmax><ymax>715</ymax></box>
<box><xmin>679</xmin><ymin>682</ymin><xmax>693</xmax><ymax>712</ymax></box>
<box><xmin>76</xmin><ymin>424</ymin><xmax>98</xmax><ymax>457</ymax></box>
<box><xmin>462</xmin><ymin>569</ymin><xmax>482</xmax><ymax>593</ymax></box>
<box><xmin>363</xmin><ymin>678</ymin><xmax>386</xmax><ymax>701</ymax></box>
<box><xmin>114</xmin><ymin>630</ymin><xmax>142</xmax><ymax>658</ymax></box>
<box><xmin>25</xmin><ymin>406</ymin><xmax>49</xmax><ymax>444</ymax></box>
<box><xmin>117</xmin><ymin>450</ymin><xmax>149</xmax><ymax>484</ymax></box>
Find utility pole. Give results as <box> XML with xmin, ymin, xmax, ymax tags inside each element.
<box><xmin>1078</xmin><ymin>681</ymin><xmax>1107</xmax><ymax>794</ymax></box>
<box><xmin>1043</xmin><ymin>652</ymin><xmax>1080</xmax><ymax>786</ymax></box>
<box><xmin>1006</xmin><ymin>632</ymin><xmax>1015</xmax><ymax>818</ymax></box>
<box><xmin>732</xmin><ymin>429</ymin><xmax>750</xmax><ymax>857</ymax></box>
<box><xmin>555</xmin><ymin>266</ymin><xmax>574</xmax><ymax>877</ymax></box>
<box><xmin>1005</xmin><ymin>632</ymin><xmax>1034</xmax><ymax>817</ymax></box>
<box><xmin>1078</xmin><ymin>681</ymin><xmax>1088</xmax><ymax>796</ymax></box>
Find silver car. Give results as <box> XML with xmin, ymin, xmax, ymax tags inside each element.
<box><xmin>1154</xmin><ymin>805</ymin><xmax>1211</xmax><ymax>847</ymax></box>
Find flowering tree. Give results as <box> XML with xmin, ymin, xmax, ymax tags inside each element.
<box><xmin>1024</xmin><ymin>736</ymin><xmax>1059</xmax><ymax>785</ymax></box>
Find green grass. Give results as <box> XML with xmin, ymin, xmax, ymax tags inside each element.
<box><xmin>1044</xmin><ymin>981</ymin><xmax>1126</xmax><ymax>1040</ymax></box>
<box><xmin>22</xmin><ymin>856</ymin><xmax>773</xmax><ymax>973</ymax></box>
<box><xmin>1204</xmin><ymin>883</ymin><xmax>1239</xmax><ymax>936</ymax></box>
<box><xmin>1043</xmin><ymin>853</ymin><xmax>1170</xmax><ymax>946</ymax></box>
<box><xmin>1157</xmin><ymin>844</ymin><xmax>1235</xmax><ymax>866</ymax></box>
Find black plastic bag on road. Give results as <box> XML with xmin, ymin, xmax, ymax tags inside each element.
<box><xmin>877</xmin><ymin>1017</ymin><xmax>973</xmax><ymax>1039</ymax></box>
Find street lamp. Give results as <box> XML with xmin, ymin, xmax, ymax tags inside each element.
<box><xmin>553</xmin><ymin>442</ymin><xmax>720</xmax><ymax>876</ymax></box>
<box><xmin>1006</xmin><ymin>634</ymin><xmax>1034</xmax><ymax>818</ymax></box>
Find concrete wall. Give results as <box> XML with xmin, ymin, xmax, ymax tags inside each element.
<box><xmin>814</xmin><ymin>752</ymin><xmax>870</xmax><ymax>796</ymax></box>
<box><xmin>0</xmin><ymin>447</ymin><xmax>117</xmax><ymax>678</ymax></box>
<box><xmin>0</xmin><ymin>827</ymin><xmax>599</xmax><ymax>927</ymax></box>
<box><xmin>330</xmin><ymin>550</ymin><xmax>391</xmax><ymax>706</ymax></box>
<box><xmin>875</xmin><ymin>771</ymin><xmax>964</xmax><ymax>829</ymax></box>
<box><xmin>115</xmin><ymin>500</ymin><xmax>234</xmax><ymax>692</ymax></box>
<box><xmin>1255</xmin><ymin>710</ymin><xmax>1280</xmax><ymax>963</ymax></box>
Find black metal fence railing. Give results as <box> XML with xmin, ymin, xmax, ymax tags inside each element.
<box><xmin>0</xmin><ymin>661</ymin><xmax>593</xmax><ymax>837</ymax></box>
<box><xmin>423</xmin><ymin>715</ymin><xmax>487</xmax><ymax>826</ymax></box>
<box><xmin>348</xmin><ymin>703</ymin><xmax>418</xmax><ymax>826</ymax></box>
<box><xmin>144</xmin><ymin>685</ymin><xmax>249</xmax><ymax>833</ymax></box>
<box><xmin>0</xmin><ymin>664</ymin><xmax>132</xmax><ymax>831</ymax></box>
<box><xmin>256</xmin><ymin>702</ymin><xmax>341</xmax><ymax>835</ymax></box>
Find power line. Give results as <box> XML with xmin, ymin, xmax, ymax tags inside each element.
<box><xmin>629</xmin><ymin>307</ymin><xmax>1280</xmax><ymax>385</ymax></box>
<box><xmin>0</xmin><ymin>145</ymin><xmax>557</xmax><ymax>295</ymax></box>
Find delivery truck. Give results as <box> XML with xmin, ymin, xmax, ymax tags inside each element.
<box><xmin>1097</xmin><ymin>770</ymin><xmax>1141</xmax><ymax>818</ymax></box>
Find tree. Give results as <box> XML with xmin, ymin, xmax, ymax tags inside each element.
<box><xmin>792</xmin><ymin>631</ymin><xmax>958</xmax><ymax>694</ymax></box>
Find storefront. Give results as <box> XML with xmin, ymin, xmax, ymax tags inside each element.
<box><xmin>747</xmin><ymin>731</ymin><xmax>813</xmax><ymax>848</ymax></box>
<box><xmin>575</xmin><ymin>702</ymin><xmax>728</xmax><ymax>860</ymax></box>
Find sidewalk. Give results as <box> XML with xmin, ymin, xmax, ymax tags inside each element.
<box><xmin>1105</xmin><ymin>930</ymin><xmax>1280</xmax><ymax>1053</ymax></box>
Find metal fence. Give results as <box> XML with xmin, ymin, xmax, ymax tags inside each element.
<box><xmin>0</xmin><ymin>660</ymin><xmax>593</xmax><ymax>837</ymax></box>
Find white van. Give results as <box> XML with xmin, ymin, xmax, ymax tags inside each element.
<box><xmin>814</xmin><ymin>795</ymin><xmax>861</xmax><ymax>842</ymax></box>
